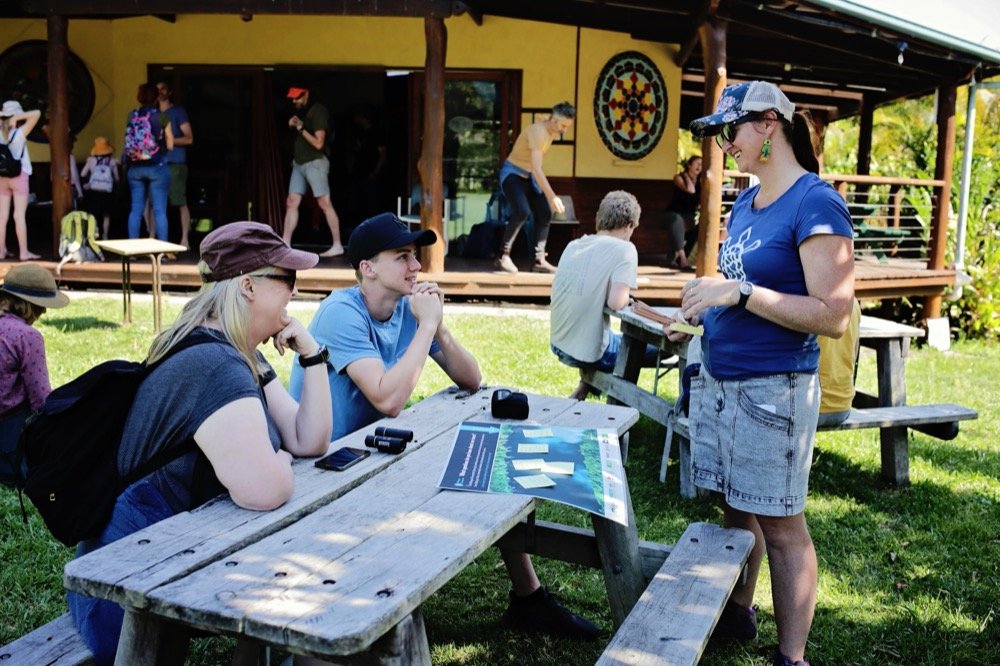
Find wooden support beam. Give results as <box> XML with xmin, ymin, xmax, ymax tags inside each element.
<box><xmin>696</xmin><ymin>17</ymin><xmax>726</xmax><ymax>278</ymax></box>
<box><xmin>417</xmin><ymin>16</ymin><xmax>447</xmax><ymax>274</ymax></box>
<box><xmin>674</xmin><ymin>0</ymin><xmax>717</xmax><ymax>68</ymax></box>
<box><xmin>47</xmin><ymin>15</ymin><xmax>72</xmax><ymax>257</ymax></box>
<box><xmin>21</xmin><ymin>0</ymin><xmax>453</xmax><ymax>16</ymax></box>
<box><xmin>923</xmin><ymin>82</ymin><xmax>957</xmax><ymax>320</ymax></box>
<box><xmin>857</xmin><ymin>96</ymin><xmax>873</xmax><ymax>177</ymax></box>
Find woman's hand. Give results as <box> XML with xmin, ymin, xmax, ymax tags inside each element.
<box><xmin>272</xmin><ymin>316</ymin><xmax>319</xmax><ymax>357</ymax></box>
<box><xmin>679</xmin><ymin>276</ymin><xmax>739</xmax><ymax>322</ymax></box>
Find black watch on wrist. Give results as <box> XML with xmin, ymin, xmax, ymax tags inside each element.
<box><xmin>737</xmin><ymin>281</ymin><xmax>754</xmax><ymax>308</ymax></box>
<box><xmin>298</xmin><ymin>345</ymin><xmax>329</xmax><ymax>367</ymax></box>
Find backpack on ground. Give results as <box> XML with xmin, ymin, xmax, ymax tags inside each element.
<box><xmin>0</xmin><ymin>128</ymin><xmax>22</xmax><ymax>178</ymax></box>
<box><xmin>58</xmin><ymin>210</ymin><xmax>104</xmax><ymax>264</ymax></box>
<box><xmin>16</xmin><ymin>332</ymin><xmax>218</xmax><ymax>547</ymax></box>
<box><xmin>88</xmin><ymin>155</ymin><xmax>114</xmax><ymax>192</ymax></box>
<box><xmin>123</xmin><ymin>107</ymin><xmax>162</xmax><ymax>165</ymax></box>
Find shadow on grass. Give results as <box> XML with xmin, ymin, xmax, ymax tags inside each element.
<box><xmin>44</xmin><ymin>316</ymin><xmax>119</xmax><ymax>332</ymax></box>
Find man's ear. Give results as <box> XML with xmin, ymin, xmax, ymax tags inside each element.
<box><xmin>361</xmin><ymin>259</ymin><xmax>378</xmax><ymax>280</ymax></box>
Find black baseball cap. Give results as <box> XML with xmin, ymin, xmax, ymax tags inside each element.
<box><xmin>347</xmin><ymin>213</ymin><xmax>437</xmax><ymax>268</ymax></box>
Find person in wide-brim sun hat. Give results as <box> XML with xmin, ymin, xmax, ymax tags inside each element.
<box><xmin>90</xmin><ymin>137</ymin><xmax>114</xmax><ymax>157</ymax></box>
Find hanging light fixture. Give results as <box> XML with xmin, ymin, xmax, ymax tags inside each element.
<box><xmin>897</xmin><ymin>41</ymin><xmax>908</xmax><ymax>66</ymax></box>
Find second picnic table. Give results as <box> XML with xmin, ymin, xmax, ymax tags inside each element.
<box><xmin>581</xmin><ymin>304</ymin><xmax>975</xmax><ymax>490</ymax></box>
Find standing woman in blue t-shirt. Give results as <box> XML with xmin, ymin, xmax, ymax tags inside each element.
<box><xmin>674</xmin><ymin>82</ymin><xmax>854</xmax><ymax>666</ymax></box>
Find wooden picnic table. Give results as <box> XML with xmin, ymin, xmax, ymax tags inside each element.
<box><xmin>63</xmin><ymin>386</ymin><xmax>648</xmax><ymax>663</ymax></box>
<box><xmin>582</xmin><ymin>305</ymin><xmax>939</xmax><ymax>487</ymax></box>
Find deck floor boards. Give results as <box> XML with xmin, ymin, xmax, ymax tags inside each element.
<box><xmin>1</xmin><ymin>255</ymin><xmax>954</xmax><ymax>305</ymax></box>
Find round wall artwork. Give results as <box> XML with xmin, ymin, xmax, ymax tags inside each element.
<box><xmin>593</xmin><ymin>51</ymin><xmax>666</xmax><ymax>160</ymax></box>
<box><xmin>0</xmin><ymin>40</ymin><xmax>95</xmax><ymax>143</ymax></box>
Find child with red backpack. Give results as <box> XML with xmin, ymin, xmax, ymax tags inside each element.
<box><xmin>81</xmin><ymin>136</ymin><xmax>120</xmax><ymax>239</ymax></box>
<box><xmin>122</xmin><ymin>83</ymin><xmax>173</xmax><ymax>240</ymax></box>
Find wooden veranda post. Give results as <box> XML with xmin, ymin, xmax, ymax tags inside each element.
<box><xmin>418</xmin><ymin>15</ymin><xmax>446</xmax><ymax>274</ymax></box>
<box><xmin>923</xmin><ymin>82</ymin><xmax>957</xmax><ymax>322</ymax></box>
<box><xmin>47</xmin><ymin>15</ymin><xmax>72</xmax><ymax>256</ymax></box>
<box><xmin>696</xmin><ymin>17</ymin><xmax>727</xmax><ymax>278</ymax></box>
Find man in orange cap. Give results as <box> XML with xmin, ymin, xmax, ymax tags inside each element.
<box><xmin>282</xmin><ymin>87</ymin><xmax>344</xmax><ymax>258</ymax></box>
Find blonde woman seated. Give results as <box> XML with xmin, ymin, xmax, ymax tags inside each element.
<box><xmin>67</xmin><ymin>221</ymin><xmax>332</xmax><ymax>665</ymax></box>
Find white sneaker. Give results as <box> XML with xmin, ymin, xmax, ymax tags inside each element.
<box><xmin>495</xmin><ymin>254</ymin><xmax>518</xmax><ymax>273</ymax></box>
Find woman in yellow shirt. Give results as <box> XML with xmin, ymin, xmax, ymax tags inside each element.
<box><xmin>495</xmin><ymin>102</ymin><xmax>574</xmax><ymax>274</ymax></box>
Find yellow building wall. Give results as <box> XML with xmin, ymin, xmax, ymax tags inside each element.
<box><xmin>576</xmin><ymin>29</ymin><xmax>681</xmax><ymax>180</ymax></box>
<box><xmin>0</xmin><ymin>14</ymin><xmax>679</xmax><ymax>181</ymax></box>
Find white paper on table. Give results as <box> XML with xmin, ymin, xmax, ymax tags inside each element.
<box><xmin>517</xmin><ymin>443</ymin><xmax>549</xmax><ymax>454</ymax></box>
<box><xmin>513</xmin><ymin>474</ymin><xmax>556</xmax><ymax>489</ymax></box>
<box><xmin>511</xmin><ymin>459</ymin><xmax>546</xmax><ymax>471</ymax></box>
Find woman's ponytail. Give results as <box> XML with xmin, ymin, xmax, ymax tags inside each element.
<box><xmin>783</xmin><ymin>111</ymin><xmax>820</xmax><ymax>174</ymax></box>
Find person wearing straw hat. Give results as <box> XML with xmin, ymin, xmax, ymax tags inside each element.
<box><xmin>674</xmin><ymin>80</ymin><xmax>854</xmax><ymax>666</ymax></box>
<box><xmin>81</xmin><ymin>137</ymin><xmax>121</xmax><ymax>239</ymax></box>
<box><xmin>64</xmin><ymin>221</ymin><xmax>332</xmax><ymax>663</ymax></box>
<box><xmin>0</xmin><ymin>100</ymin><xmax>43</xmax><ymax>260</ymax></box>
<box><xmin>0</xmin><ymin>264</ymin><xmax>69</xmax><ymax>486</ymax></box>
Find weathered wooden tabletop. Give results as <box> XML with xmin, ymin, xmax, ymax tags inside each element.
<box><xmin>64</xmin><ymin>386</ymin><xmax>640</xmax><ymax>662</ymax></box>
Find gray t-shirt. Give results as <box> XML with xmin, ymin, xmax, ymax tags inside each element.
<box><xmin>118</xmin><ymin>328</ymin><xmax>280</xmax><ymax>513</ymax></box>
<box><xmin>550</xmin><ymin>234</ymin><xmax>638</xmax><ymax>363</ymax></box>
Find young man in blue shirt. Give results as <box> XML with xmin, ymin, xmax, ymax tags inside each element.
<box><xmin>290</xmin><ymin>212</ymin><xmax>599</xmax><ymax>640</ymax></box>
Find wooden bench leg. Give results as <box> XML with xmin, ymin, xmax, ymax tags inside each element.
<box><xmin>592</xmin><ymin>469</ymin><xmax>647</xmax><ymax>627</ymax></box>
<box><xmin>114</xmin><ymin>609</ymin><xmax>190</xmax><ymax>666</ymax></box>
<box><xmin>363</xmin><ymin>608</ymin><xmax>431</xmax><ymax>666</ymax></box>
<box><xmin>677</xmin><ymin>430</ymin><xmax>696</xmax><ymax>499</ymax></box>
<box><xmin>880</xmin><ymin>426</ymin><xmax>910</xmax><ymax>486</ymax></box>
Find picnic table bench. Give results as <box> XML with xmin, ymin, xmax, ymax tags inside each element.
<box><xmin>10</xmin><ymin>386</ymin><xmax>752</xmax><ymax>665</ymax></box>
<box><xmin>0</xmin><ymin>613</ymin><xmax>92</xmax><ymax>665</ymax></box>
<box><xmin>581</xmin><ymin>305</ymin><xmax>978</xmax><ymax>495</ymax></box>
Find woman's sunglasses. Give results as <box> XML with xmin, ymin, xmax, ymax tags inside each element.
<box><xmin>715</xmin><ymin>113</ymin><xmax>768</xmax><ymax>148</ymax></box>
<box><xmin>716</xmin><ymin>122</ymin><xmax>740</xmax><ymax>148</ymax></box>
<box><xmin>256</xmin><ymin>273</ymin><xmax>297</xmax><ymax>290</ymax></box>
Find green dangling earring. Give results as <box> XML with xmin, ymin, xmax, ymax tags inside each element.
<box><xmin>760</xmin><ymin>137</ymin><xmax>772</xmax><ymax>162</ymax></box>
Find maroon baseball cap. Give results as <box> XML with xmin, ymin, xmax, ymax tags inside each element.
<box><xmin>199</xmin><ymin>221</ymin><xmax>318</xmax><ymax>282</ymax></box>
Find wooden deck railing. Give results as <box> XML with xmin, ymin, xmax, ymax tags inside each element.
<box><xmin>719</xmin><ymin>171</ymin><xmax>946</xmax><ymax>263</ymax></box>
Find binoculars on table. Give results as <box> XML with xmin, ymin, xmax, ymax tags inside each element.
<box><xmin>364</xmin><ymin>427</ymin><xmax>414</xmax><ymax>454</ymax></box>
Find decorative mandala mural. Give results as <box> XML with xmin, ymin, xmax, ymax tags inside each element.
<box><xmin>593</xmin><ymin>51</ymin><xmax>666</xmax><ymax>160</ymax></box>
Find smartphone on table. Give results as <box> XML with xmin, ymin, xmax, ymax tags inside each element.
<box><xmin>315</xmin><ymin>446</ymin><xmax>370</xmax><ymax>471</ymax></box>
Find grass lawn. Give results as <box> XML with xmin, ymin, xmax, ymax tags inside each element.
<box><xmin>2</xmin><ymin>295</ymin><xmax>997</xmax><ymax>665</ymax></box>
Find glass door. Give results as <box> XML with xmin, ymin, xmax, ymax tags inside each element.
<box><xmin>408</xmin><ymin>70</ymin><xmax>521</xmax><ymax>239</ymax></box>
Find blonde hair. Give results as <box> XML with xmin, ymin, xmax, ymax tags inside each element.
<box><xmin>0</xmin><ymin>294</ymin><xmax>44</xmax><ymax>325</ymax></box>
<box><xmin>146</xmin><ymin>262</ymin><xmax>269</xmax><ymax>374</ymax></box>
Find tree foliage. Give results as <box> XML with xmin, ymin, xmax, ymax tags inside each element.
<box><xmin>824</xmin><ymin>79</ymin><xmax>1000</xmax><ymax>341</ymax></box>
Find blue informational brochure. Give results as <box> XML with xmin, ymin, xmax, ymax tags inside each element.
<box><xmin>438</xmin><ymin>421</ymin><xmax>628</xmax><ymax>526</ymax></box>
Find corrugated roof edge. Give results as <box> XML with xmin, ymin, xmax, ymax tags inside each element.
<box><xmin>807</xmin><ymin>0</ymin><xmax>1000</xmax><ymax>66</ymax></box>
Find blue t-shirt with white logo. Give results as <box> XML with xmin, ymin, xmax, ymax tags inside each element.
<box><xmin>703</xmin><ymin>172</ymin><xmax>853</xmax><ymax>379</ymax></box>
<box><xmin>289</xmin><ymin>285</ymin><xmax>440</xmax><ymax>440</ymax></box>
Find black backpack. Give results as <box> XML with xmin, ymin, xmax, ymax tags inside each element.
<box><xmin>0</xmin><ymin>128</ymin><xmax>23</xmax><ymax>178</ymax></box>
<box><xmin>17</xmin><ymin>332</ymin><xmax>218</xmax><ymax>547</ymax></box>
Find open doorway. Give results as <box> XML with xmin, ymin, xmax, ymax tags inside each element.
<box><xmin>145</xmin><ymin>65</ymin><xmax>520</xmax><ymax>250</ymax></box>
<box><xmin>148</xmin><ymin>65</ymin><xmax>403</xmax><ymax>248</ymax></box>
